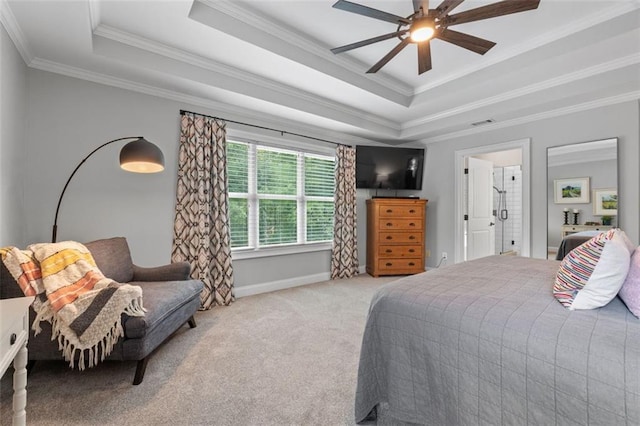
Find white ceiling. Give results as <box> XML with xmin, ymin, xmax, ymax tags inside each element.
<box><xmin>3</xmin><ymin>0</ymin><xmax>640</xmax><ymax>145</ymax></box>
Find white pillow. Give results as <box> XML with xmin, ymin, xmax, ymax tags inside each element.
<box><xmin>554</xmin><ymin>229</ymin><xmax>631</xmax><ymax>310</ymax></box>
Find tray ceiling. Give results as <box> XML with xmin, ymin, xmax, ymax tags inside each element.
<box><xmin>3</xmin><ymin>0</ymin><xmax>639</xmax><ymax>145</ymax></box>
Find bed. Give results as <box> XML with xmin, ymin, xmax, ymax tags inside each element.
<box><xmin>555</xmin><ymin>231</ymin><xmax>603</xmax><ymax>260</ymax></box>
<box><xmin>355</xmin><ymin>255</ymin><xmax>639</xmax><ymax>425</ymax></box>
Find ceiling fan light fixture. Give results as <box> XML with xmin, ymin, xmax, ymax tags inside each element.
<box><xmin>410</xmin><ymin>18</ymin><xmax>435</xmax><ymax>42</ymax></box>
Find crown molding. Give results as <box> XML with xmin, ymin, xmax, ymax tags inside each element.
<box><xmin>414</xmin><ymin>2</ymin><xmax>640</xmax><ymax>96</ymax></box>
<box><xmin>87</xmin><ymin>0</ymin><xmax>100</xmax><ymax>32</ymax></box>
<box><xmin>93</xmin><ymin>25</ymin><xmax>401</xmax><ymax>134</ymax></box>
<box><xmin>27</xmin><ymin>57</ymin><xmax>379</xmax><ymax>147</ymax></box>
<box><xmin>420</xmin><ymin>91</ymin><xmax>640</xmax><ymax>144</ymax></box>
<box><xmin>191</xmin><ymin>0</ymin><xmax>413</xmax><ymax>104</ymax></box>
<box><xmin>404</xmin><ymin>53</ymin><xmax>640</xmax><ymax>131</ymax></box>
<box><xmin>0</xmin><ymin>0</ymin><xmax>33</xmax><ymax>65</ymax></box>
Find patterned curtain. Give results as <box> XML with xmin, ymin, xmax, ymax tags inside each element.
<box><xmin>172</xmin><ymin>112</ymin><xmax>234</xmax><ymax>309</ymax></box>
<box><xmin>331</xmin><ymin>145</ymin><xmax>359</xmax><ymax>279</ymax></box>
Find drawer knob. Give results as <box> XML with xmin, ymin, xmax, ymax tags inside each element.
<box><xmin>409</xmin><ymin>249</ymin><xmax>415</xmax><ymax>253</ymax></box>
<box><xmin>386</xmin><ymin>262</ymin><xmax>392</xmax><ymax>266</ymax></box>
<box><xmin>409</xmin><ymin>209</ymin><xmax>415</xmax><ymax>213</ymax></box>
<box><xmin>409</xmin><ymin>223</ymin><xmax>415</xmax><ymax>227</ymax></box>
<box><xmin>386</xmin><ymin>222</ymin><xmax>393</xmax><ymax>227</ymax></box>
<box><xmin>409</xmin><ymin>236</ymin><xmax>416</xmax><ymax>240</ymax></box>
<box><xmin>409</xmin><ymin>262</ymin><xmax>415</xmax><ymax>266</ymax></box>
<box><xmin>385</xmin><ymin>249</ymin><xmax>392</xmax><ymax>253</ymax></box>
<box><xmin>386</xmin><ymin>236</ymin><xmax>392</xmax><ymax>240</ymax></box>
<box><xmin>10</xmin><ymin>333</ymin><xmax>17</xmax><ymax>345</ymax></box>
<box><xmin>386</xmin><ymin>209</ymin><xmax>393</xmax><ymax>213</ymax></box>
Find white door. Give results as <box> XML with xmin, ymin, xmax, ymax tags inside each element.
<box><xmin>467</xmin><ymin>157</ymin><xmax>495</xmax><ymax>260</ymax></box>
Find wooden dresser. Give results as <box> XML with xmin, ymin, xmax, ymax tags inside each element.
<box><xmin>366</xmin><ymin>198</ymin><xmax>428</xmax><ymax>277</ymax></box>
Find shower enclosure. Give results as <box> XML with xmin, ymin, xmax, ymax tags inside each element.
<box><xmin>493</xmin><ymin>165</ymin><xmax>522</xmax><ymax>255</ymax></box>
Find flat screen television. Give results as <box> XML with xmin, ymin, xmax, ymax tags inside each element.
<box><xmin>355</xmin><ymin>145</ymin><xmax>425</xmax><ymax>190</ymax></box>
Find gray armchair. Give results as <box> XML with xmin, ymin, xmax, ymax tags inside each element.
<box><xmin>0</xmin><ymin>237</ymin><xmax>204</xmax><ymax>385</ymax></box>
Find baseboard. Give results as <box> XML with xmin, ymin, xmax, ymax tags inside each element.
<box><xmin>235</xmin><ymin>264</ymin><xmax>369</xmax><ymax>298</ymax></box>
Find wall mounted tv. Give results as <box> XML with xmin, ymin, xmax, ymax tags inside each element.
<box><xmin>355</xmin><ymin>146</ymin><xmax>425</xmax><ymax>190</ymax></box>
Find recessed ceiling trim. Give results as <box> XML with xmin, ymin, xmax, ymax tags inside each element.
<box><xmin>418</xmin><ymin>91</ymin><xmax>640</xmax><ymax>144</ymax></box>
<box><xmin>403</xmin><ymin>53</ymin><xmax>640</xmax><ymax>132</ymax></box>
<box><xmin>0</xmin><ymin>0</ymin><xmax>33</xmax><ymax>65</ymax></box>
<box><xmin>190</xmin><ymin>0</ymin><xmax>413</xmax><ymax>105</ymax></box>
<box><xmin>413</xmin><ymin>2</ymin><xmax>640</xmax><ymax>96</ymax></box>
<box><xmin>93</xmin><ymin>25</ymin><xmax>401</xmax><ymax>135</ymax></box>
<box><xmin>28</xmin><ymin>57</ymin><xmax>380</xmax><ymax>147</ymax></box>
<box><xmin>87</xmin><ymin>0</ymin><xmax>100</xmax><ymax>32</ymax></box>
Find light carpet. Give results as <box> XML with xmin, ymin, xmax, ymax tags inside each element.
<box><xmin>1</xmin><ymin>274</ymin><xmax>401</xmax><ymax>426</ymax></box>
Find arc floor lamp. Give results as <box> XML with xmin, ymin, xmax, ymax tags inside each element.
<box><xmin>51</xmin><ymin>136</ymin><xmax>165</xmax><ymax>243</ymax></box>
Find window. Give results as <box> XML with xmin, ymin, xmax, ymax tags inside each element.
<box><xmin>227</xmin><ymin>140</ymin><xmax>335</xmax><ymax>252</ymax></box>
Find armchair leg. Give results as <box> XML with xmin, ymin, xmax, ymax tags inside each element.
<box><xmin>133</xmin><ymin>358</ymin><xmax>149</xmax><ymax>385</ymax></box>
<box><xmin>187</xmin><ymin>316</ymin><xmax>197</xmax><ymax>328</ymax></box>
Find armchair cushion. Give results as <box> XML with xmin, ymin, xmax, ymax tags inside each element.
<box><xmin>85</xmin><ymin>237</ymin><xmax>134</xmax><ymax>283</ymax></box>
<box><xmin>124</xmin><ymin>279</ymin><xmax>203</xmax><ymax>339</ymax></box>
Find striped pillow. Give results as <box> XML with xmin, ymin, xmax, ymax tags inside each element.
<box><xmin>554</xmin><ymin>229</ymin><xmax>631</xmax><ymax>310</ymax></box>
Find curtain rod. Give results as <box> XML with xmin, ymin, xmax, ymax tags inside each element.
<box><xmin>180</xmin><ymin>109</ymin><xmax>344</xmax><ymax>147</ymax></box>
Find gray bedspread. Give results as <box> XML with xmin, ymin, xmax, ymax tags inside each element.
<box><xmin>355</xmin><ymin>255</ymin><xmax>640</xmax><ymax>425</ymax></box>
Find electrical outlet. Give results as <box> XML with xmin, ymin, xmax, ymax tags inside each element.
<box><xmin>442</xmin><ymin>252</ymin><xmax>448</xmax><ymax>260</ymax></box>
<box><xmin>425</xmin><ymin>249</ymin><xmax>431</xmax><ymax>258</ymax></box>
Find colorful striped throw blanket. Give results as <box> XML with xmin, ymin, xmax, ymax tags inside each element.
<box><xmin>0</xmin><ymin>241</ymin><xmax>145</xmax><ymax>369</ymax></box>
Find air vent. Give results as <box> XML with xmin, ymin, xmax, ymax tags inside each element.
<box><xmin>471</xmin><ymin>119</ymin><xmax>495</xmax><ymax>127</ymax></box>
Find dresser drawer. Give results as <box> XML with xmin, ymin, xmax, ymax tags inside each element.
<box><xmin>378</xmin><ymin>258</ymin><xmax>423</xmax><ymax>272</ymax></box>
<box><xmin>379</xmin><ymin>232</ymin><xmax>423</xmax><ymax>244</ymax></box>
<box><xmin>379</xmin><ymin>205</ymin><xmax>423</xmax><ymax>218</ymax></box>
<box><xmin>379</xmin><ymin>218</ymin><xmax>423</xmax><ymax>230</ymax></box>
<box><xmin>378</xmin><ymin>245</ymin><xmax>422</xmax><ymax>258</ymax></box>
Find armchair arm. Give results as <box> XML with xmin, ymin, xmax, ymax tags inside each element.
<box><xmin>132</xmin><ymin>262</ymin><xmax>192</xmax><ymax>282</ymax></box>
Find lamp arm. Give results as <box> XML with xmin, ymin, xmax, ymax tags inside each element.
<box><xmin>51</xmin><ymin>136</ymin><xmax>142</xmax><ymax>243</ymax></box>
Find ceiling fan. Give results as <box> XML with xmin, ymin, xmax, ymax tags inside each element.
<box><xmin>330</xmin><ymin>0</ymin><xmax>541</xmax><ymax>74</ymax></box>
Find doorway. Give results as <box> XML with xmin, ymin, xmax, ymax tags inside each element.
<box><xmin>454</xmin><ymin>139</ymin><xmax>531</xmax><ymax>263</ymax></box>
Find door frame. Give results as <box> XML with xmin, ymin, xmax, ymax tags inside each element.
<box><xmin>454</xmin><ymin>138</ymin><xmax>531</xmax><ymax>263</ymax></box>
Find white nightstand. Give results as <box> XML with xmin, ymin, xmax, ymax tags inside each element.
<box><xmin>1</xmin><ymin>297</ymin><xmax>35</xmax><ymax>426</ymax></box>
<box><xmin>561</xmin><ymin>225</ymin><xmax>613</xmax><ymax>239</ymax></box>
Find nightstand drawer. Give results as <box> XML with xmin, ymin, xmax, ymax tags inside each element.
<box><xmin>0</xmin><ymin>306</ymin><xmax>29</xmax><ymax>371</ymax></box>
<box><xmin>379</xmin><ymin>205</ymin><xmax>423</xmax><ymax>218</ymax></box>
<box><xmin>378</xmin><ymin>219</ymin><xmax>423</xmax><ymax>230</ymax></box>
<box><xmin>379</xmin><ymin>232</ymin><xmax>423</xmax><ymax>244</ymax></box>
<box><xmin>378</xmin><ymin>245</ymin><xmax>422</xmax><ymax>258</ymax></box>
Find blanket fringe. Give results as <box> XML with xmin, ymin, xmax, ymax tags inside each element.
<box><xmin>46</xmin><ymin>298</ymin><xmax>145</xmax><ymax>370</ymax></box>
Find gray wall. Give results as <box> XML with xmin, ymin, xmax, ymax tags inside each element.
<box><xmin>0</xmin><ymin>25</ymin><xmax>28</xmax><ymax>247</ymax></box>
<box><xmin>421</xmin><ymin>100</ymin><xmax>639</xmax><ymax>265</ymax></box>
<box><xmin>6</xmin><ymin>50</ymin><xmax>640</xmax><ymax>284</ymax></box>
<box><xmin>21</xmin><ymin>69</ymin><xmax>350</xmax><ymax>287</ymax></box>
<box><xmin>547</xmin><ymin>159</ymin><xmax>617</xmax><ymax>248</ymax></box>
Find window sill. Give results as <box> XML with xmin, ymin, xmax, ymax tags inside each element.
<box><xmin>231</xmin><ymin>242</ymin><xmax>333</xmax><ymax>260</ymax></box>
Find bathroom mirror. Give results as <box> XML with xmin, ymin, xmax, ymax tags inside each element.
<box><xmin>547</xmin><ymin>138</ymin><xmax>618</xmax><ymax>259</ymax></box>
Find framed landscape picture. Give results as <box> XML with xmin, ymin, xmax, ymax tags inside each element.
<box><xmin>554</xmin><ymin>177</ymin><xmax>590</xmax><ymax>204</ymax></box>
<box><xmin>593</xmin><ymin>188</ymin><xmax>617</xmax><ymax>215</ymax></box>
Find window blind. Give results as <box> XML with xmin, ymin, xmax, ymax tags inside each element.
<box><xmin>227</xmin><ymin>140</ymin><xmax>335</xmax><ymax>250</ymax></box>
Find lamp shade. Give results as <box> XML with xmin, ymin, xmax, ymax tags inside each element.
<box><xmin>119</xmin><ymin>137</ymin><xmax>165</xmax><ymax>173</ymax></box>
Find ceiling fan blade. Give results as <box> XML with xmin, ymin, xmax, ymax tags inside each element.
<box><xmin>331</xmin><ymin>30</ymin><xmax>408</xmax><ymax>54</ymax></box>
<box><xmin>412</xmin><ymin>0</ymin><xmax>429</xmax><ymax>14</ymax></box>
<box><xmin>434</xmin><ymin>0</ymin><xmax>465</xmax><ymax>19</ymax></box>
<box><xmin>333</xmin><ymin>0</ymin><xmax>411</xmax><ymax>25</ymax></box>
<box><xmin>436</xmin><ymin>28</ymin><xmax>496</xmax><ymax>54</ymax></box>
<box><xmin>367</xmin><ymin>38</ymin><xmax>411</xmax><ymax>73</ymax></box>
<box><xmin>417</xmin><ymin>41</ymin><xmax>432</xmax><ymax>74</ymax></box>
<box><xmin>446</xmin><ymin>0</ymin><xmax>540</xmax><ymax>26</ymax></box>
